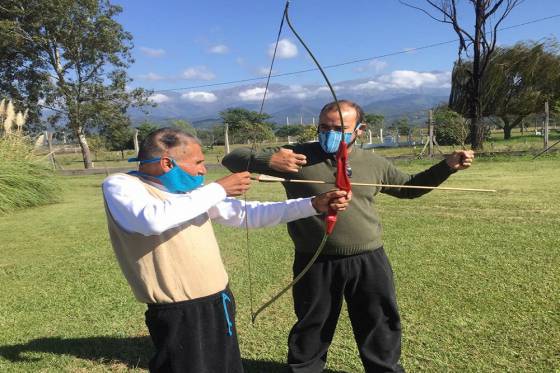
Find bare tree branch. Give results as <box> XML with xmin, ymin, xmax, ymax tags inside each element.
<box><xmin>399</xmin><ymin>0</ymin><xmax>450</xmax><ymax>23</ymax></box>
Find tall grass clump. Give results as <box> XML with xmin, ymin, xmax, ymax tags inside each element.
<box><xmin>0</xmin><ymin>100</ymin><xmax>60</xmax><ymax>215</ymax></box>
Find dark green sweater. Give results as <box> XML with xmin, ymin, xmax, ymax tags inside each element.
<box><xmin>222</xmin><ymin>142</ymin><xmax>456</xmax><ymax>256</ymax></box>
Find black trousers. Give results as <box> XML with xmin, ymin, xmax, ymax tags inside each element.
<box><xmin>288</xmin><ymin>248</ymin><xmax>405</xmax><ymax>373</ymax></box>
<box><xmin>145</xmin><ymin>287</ymin><xmax>243</xmax><ymax>373</ymax></box>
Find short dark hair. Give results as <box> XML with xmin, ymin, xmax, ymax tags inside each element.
<box><xmin>319</xmin><ymin>100</ymin><xmax>364</xmax><ymax>125</ymax></box>
<box><xmin>137</xmin><ymin>127</ymin><xmax>200</xmax><ymax>160</ymax></box>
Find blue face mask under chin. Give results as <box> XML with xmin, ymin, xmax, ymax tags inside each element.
<box><xmin>128</xmin><ymin>157</ymin><xmax>204</xmax><ymax>193</ymax></box>
<box><xmin>319</xmin><ymin>130</ymin><xmax>353</xmax><ymax>154</ymax></box>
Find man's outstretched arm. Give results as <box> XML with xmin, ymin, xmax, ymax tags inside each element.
<box><xmin>222</xmin><ymin>146</ymin><xmax>306</xmax><ymax>177</ymax></box>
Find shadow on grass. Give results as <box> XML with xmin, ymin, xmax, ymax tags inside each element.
<box><xmin>0</xmin><ymin>336</ymin><xmax>152</xmax><ymax>369</ymax></box>
<box><xmin>0</xmin><ymin>336</ymin><xmax>349</xmax><ymax>372</ymax></box>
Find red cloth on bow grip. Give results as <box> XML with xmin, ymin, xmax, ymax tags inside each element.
<box><xmin>326</xmin><ymin>141</ymin><xmax>351</xmax><ymax>234</ymax></box>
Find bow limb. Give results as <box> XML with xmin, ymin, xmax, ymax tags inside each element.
<box><xmin>251</xmin><ymin>2</ymin><xmax>350</xmax><ymax>323</ymax></box>
<box><xmin>251</xmin><ymin>233</ymin><xmax>329</xmax><ymax>323</ymax></box>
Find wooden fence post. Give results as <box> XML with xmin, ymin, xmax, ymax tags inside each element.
<box><xmin>544</xmin><ymin>101</ymin><xmax>549</xmax><ymax>152</ymax></box>
<box><xmin>428</xmin><ymin>110</ymin><xmax>434</xmax><ymax>158</ymax></box>
<box><xmin>224</xmin><ymin>123</ymin><xmax>230</xmax><ymax>155</ymax></box>
<box><xmin>45</xmin><ymin>131</ymin><xmax>56</xmax><ymax>170</ymax></box>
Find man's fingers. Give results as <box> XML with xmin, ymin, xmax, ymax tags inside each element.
<box><xmin>294</xmin><ymin>154</ymin><xmax>307</xmax><ymax>165</ymax></box>
<box><xmin>329</xmin><ymin>201</ymin><xmax>348</xmax><ymax>211</ymax></box>
<box><xmin>324</xmin><ymin>190</ymin><xmax>348</xmax><ymax>199</ymax></box>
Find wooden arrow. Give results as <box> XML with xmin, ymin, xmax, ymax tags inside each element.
<box><xmin>251</xmin><ymin>174</ymin><xmax>497</xmax><ymax>193</ymax></box>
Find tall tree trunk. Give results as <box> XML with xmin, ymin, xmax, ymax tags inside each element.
<box><xmin>470</xmin><ymin>1</ymin><xmax>484</xmax><ymax>150</ymax></box>
<box><xmin>503</xmin><ymin>118</ymin><xmax>512</xmax><ymax>140</ymax></box>
<box><xmin>502</xmin><ymin>116</ymin><xmax>524</xmax><ymax>140</ymax></box>
<box><xmin>74</xmin><ymin>126</ymin><xmax>93</xmax><ymax>169</ymax></box>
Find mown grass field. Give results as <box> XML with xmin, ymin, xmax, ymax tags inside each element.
<box><xmin>0</xmin><ymin>154</ymin><xmax>559</xmax><ymax>372</ymax></box>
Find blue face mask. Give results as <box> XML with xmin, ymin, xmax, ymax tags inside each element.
<box><xmin>318</xmin><ymin>122</ymin><xmax>364</xmax><ymax>154</ymax></box>
<box><xmin>318</xmin><ymin>131</ymin><xmax>353</xmax><ymax>154</ymax></box>
<box><xmin>128</xmin><ymin>157</ymin><xmax>204</xmax><ymax>193</ymax></box>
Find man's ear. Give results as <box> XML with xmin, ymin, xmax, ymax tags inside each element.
<box><xmin>357</xmin><ymin>123</ymin><xmax>367</xmax><ymax>136</ymax></box>
<box><xmin>160</xmin><ymin>156</ymin><xmax>173</xmax><ymax>172</ymax></box>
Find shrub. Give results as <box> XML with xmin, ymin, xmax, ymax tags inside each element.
<box><xmin>0</xmin><ymin>135</ymin><xmax>60</xmax><ymax>215</ymax></box>
<box><xmin>434</xmin><ymin>107</ymin><xmax>468</xmax><ymax>145</ymax></box>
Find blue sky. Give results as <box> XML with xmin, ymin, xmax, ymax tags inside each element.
<box><xmin>114</xmin><ymin>0</ymin><xmax>559</xmax><ymax>103</ymax></box>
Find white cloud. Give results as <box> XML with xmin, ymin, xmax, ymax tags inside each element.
<box><xmin>353</xmin><ymin>70</ymin><xmax>451</xmax><ymax>91</ymax></box>
<box><xmin>269</xmin><ymin>39</ymin><xmax>298</xmax><ymax>59</ymax></box>
<box><xmin>354</xmin><ymin>59</ymin><xmax>388</xmax><ymax>73</ymax></box>
<box><xmin>182</xmin><ymin>66</ymin><xmax>216</xmax><ymax>80</ymax></box>
<box><xmin>181</xmin><ymin>91</ymin><xmax>217</xmax><ymax>103</ymax></box>
<box><xmin>150</xmin><ymin>93</ymin><xmax>171</xmax><ymax>104</ymax></box>
<box><xmin>282</xmin><ymin>85</ymin><xmax>308</xmax><ymax>99</ymax></box>
<box><xmin>208</xmin><ymin>44</ymin><xmax>229</xmax><ymax>54</ymax></box>
<box><xmin>254</xmin><ymin>85</ymin><xmax>332</xmax><ymax>101</ymax></box>
<box><xmin>282</xmin><ymin>85</ymin><xmax>322</xmax><ymax>99</ymax></box>
<box><xmin>138</xmin><ymin>72</ymin><xmax>165</xmax><ymax>81</ymax></box>
<box><xmin>140</xmin><ymin>47</ymin><xmax>166</xmax><ymax>57</ymax></box>
<box><xmin>256</xmin><ymin>66</ymin><xmax>275</xmax><ymax>76</ymax></box>
<box><xmin>239</xmin><ymin>87</ymin><xmax>271</xmax><ymax>101</ymax></box>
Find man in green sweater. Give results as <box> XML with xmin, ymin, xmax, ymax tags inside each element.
<box><xmin>222</xmin><ymin>100</ymin><xmax>474</xmax><ymax>373</ymax></box>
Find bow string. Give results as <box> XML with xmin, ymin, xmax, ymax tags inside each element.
<box><xmin>249</xmin><ymin>0</ymin><xmax>351</xmax><ymax>323</ymax></box>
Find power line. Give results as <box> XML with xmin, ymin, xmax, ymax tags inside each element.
<box><xmin>153</xmin><ymin>14</ymin><xmax>560</xmax><ymax>93</ymax></box>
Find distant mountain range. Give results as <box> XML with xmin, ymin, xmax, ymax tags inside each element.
<box><xmin>131</xmin><ymin>75</ymin><xmax>450</xmax><ymax>129</ymax></box>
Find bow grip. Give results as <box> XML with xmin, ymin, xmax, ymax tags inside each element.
<box><xmin>326</xmin><ymin>208</ymin><xmax>337</xmax><ymax>235</ymax></box>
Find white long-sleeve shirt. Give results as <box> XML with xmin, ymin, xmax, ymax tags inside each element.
<box><xmin>102</xmin><ymin>173</ymin><xmax>318</xmax><ymax>236</ymax></box>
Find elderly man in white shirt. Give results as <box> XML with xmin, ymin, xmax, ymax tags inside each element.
<box><xmin>102</xmin><ymin>127</ymin><xmax>350</xmax><ymax>373</ymax></box>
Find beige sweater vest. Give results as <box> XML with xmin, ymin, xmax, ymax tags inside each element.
<box><xmin>104</xmin><ymin>174</ymin><xmax>228</xmax><ymax>303</ymax></box>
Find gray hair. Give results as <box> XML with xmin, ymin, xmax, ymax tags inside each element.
<box><xmin>138</xmin><ymin>127</ymin><xmax>200</xmax><ymax>160</ymax></box>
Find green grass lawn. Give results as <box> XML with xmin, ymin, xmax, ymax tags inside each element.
<box><xmin>1</xmin><ymin>154</ymin><xmax>559</xmax><ymax>372</ymax></box>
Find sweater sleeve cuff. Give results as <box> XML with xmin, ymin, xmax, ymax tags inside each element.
<box><xmin>254</xmin><ymin>152</ymin><xmax>274</xmax><ymax>169</ymax></box>
<box><xmin>434</xmin><ymin>159</ymin><xmax>457</xmax><ymax>176</ymax></box>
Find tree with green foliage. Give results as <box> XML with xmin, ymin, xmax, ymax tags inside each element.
<box><xmin>196</xmin><ymin>128</ymin><xmax>215</xmax><ymax>147</ymax></box>
<box><xmin>275</xmin><ymin>124</ymin><xmax>305</xmax><ymax>138</ymax></box>
<box><xmin>87</xmin><ymin>135</ymin><xmax>106</xmax><ymax>161</ymax></box>
<box><xmin>297</xmin><ymin>125</ymin><xmax>317</xmax><ymax>143</ymax></box>
<box><xmin>136</xmin><ymin>121</ymin><xmax>159</xmax><ymax>144</ymax></box>
<box><xmin>433</xmin><ymin>106</ymin><xmax>468</xmax><ymax>146</ymax></box>
<box><xmin>219</xmin><ymin>108</ymin><xmax>274</xmax><ymax>143</ymax></box>
<box><xmin>102</xmin><ymin>120</ymin><xmax>133</xmax><ymax>159</ymax></box>
<box><xmin>396</xmin><ymin>117</ymin><xmax>410</xmax><ymax>136</ymax></box>
<box><xmin>363</xmin><ymin>113</ymin><xmax>384</xmax><ymax>132</ymax></box>
<box><xmin>0</xmin><ymin>0</ymin><xmax>151</xmax><ymax>168</ymax></box>
<box><xmin>451</xmin><ymin>39</ymin><xmax>560</xmax><ymax>139</ymax></box>
<box><xmin>401</xmin><ymin>0</ymin><xmax>524</xmax><ymax>150</ymax></box>
<box><xmin>554</xmin><ymin>99</ymin><xmax>560</xmax><ymax>115</ymax></box>
<box><xmin>389</xmin><ymin>117</ymin><xmax>410</xmax><ymax>137</ymax></box>
<box><xmin>169</xmin><ymin>119</ymin><xmax>196</xmax><ymax>137</ymax></box>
